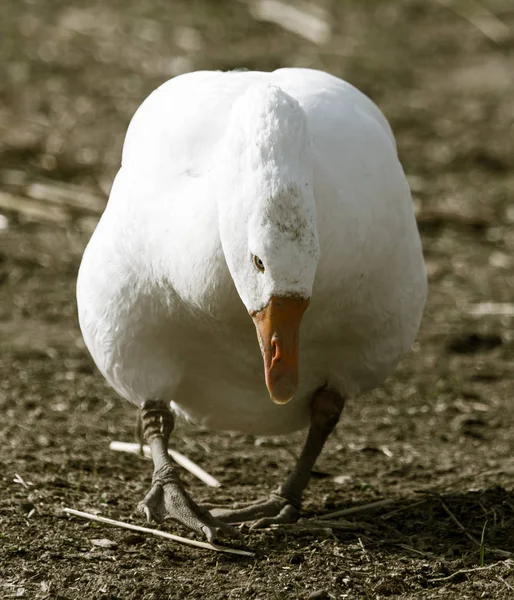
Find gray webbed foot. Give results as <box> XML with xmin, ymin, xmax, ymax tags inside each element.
<box><xmin>208</xmin><ymin>388</ymin><xmax>346</xmax><ymax>530</ymax></box>
<box><xmin>138</xmin><ymin>478</ymin><xmax>241</xmax><ymax>543</ymax></box>
<box><xmin>209</xmin><ymin>493</ymin><xmax>300</xmax><ymax>529</ymax></box>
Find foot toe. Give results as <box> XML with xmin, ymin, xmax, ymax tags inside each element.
<box><xmin>138</xmin><ymin>483</ymin><xmax>165</xmax><ymax>523</ymax></box>
<box><xmin>250</xmin><ymin>504</ymin><xmax>299</xmax><ymax>529</ymax></box>
<box><xmin>139</xmin><ymin>481</ymin><xmax>242</xmax><ymax>543</ymax></box>
<box><xmin>210</xmin><ymin>495</ymin><xmax>300</xmax><ymax>527</ymax></box>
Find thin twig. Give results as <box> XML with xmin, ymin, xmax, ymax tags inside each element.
<box><xmin>477</xmin><ymin>500</ymin><xmax>489</xmax><ymax>517</ymax></box>
<box><xmin>480</xmin><ymin>520</ymin><xmax>488</xmax><ymax>566</ymax></box>
<box><xmin>468</xmin><ymin>303</ymin><xmax>514</xmax><ymax>318</ymax></box>
<box><xmin>13</xmin><ymin>473</ymin><xmax>31</xmax><ymax>489</ymax></box>
<box><xmin>380</xmin><ymin>499</ymin><xmax>427</xmax><ymax>520</ymax></box>
<box><xmin>244</xmin><ymin>559</ymin><xmax>259</xmax><ymax>595</ymax></box>
<box><xmin>249</xmin><ymin>0</ymin><xmax>331</xmax><ymax>45</ymax></box>
<box><xmin>429</xmin><ymin>560</ymin><xmax>510</xmax><ymax>583</ymax></box>
<box><xmin>358</xmin><ymin>537</ymin><xmax>370</xmax><ymax>562</ymax></box>
<box><xmin>0</xmin><ymin>190</ymin><xmax>69</xmax><ymax>223</ymax></box>
<box><xmin>434</xmin><ymin>0</ymin><xmax>511</xmax><ymax>44</ymax></box>
<box><xmin>496</xmin><ymin>575</ymin><xmax>514</xmax><ymax>592</ymax></box>
<box><xmin>305</xmin><ymin>519</ymin><xmax>375</xmax><ymax>532</ymax></box>
<box><xmin>316</xmin><ymin>499</ymin><xmax>395</xmax><ymax>520</ymax></box>
<box><xmin>109</xmin><ymin>441</ymin><xmax>221</xmax><ymax>488</ymax></box>
<box><xmin>26</xmin><ymin>182</ymin><xmax>104</xmax><ymax>215</ymax></box>
<box><xmin>63</xmin><ymin>508</ymin><xmax>253</xmax><ymax>557</ymax></box>
<box><xmin>486</xmin><ymin>548</ymin><xmax>512</xmax><ymax>559</ymax></box>
<box><xmin>438</xmin><ymin>497</ymin><xmax>480</xmax><ymax>546</ymax></box>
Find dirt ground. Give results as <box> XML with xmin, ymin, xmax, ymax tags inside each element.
<box><xmin>1</xmin><ymin>0</ymin><xmax>514</xmax><ymax>598</ymax></box>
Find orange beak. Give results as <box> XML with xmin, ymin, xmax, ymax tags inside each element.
<box><xmin>250</xmin><ymin>296</ymin><xmax>309</xmax><ymax>405</ymax></box>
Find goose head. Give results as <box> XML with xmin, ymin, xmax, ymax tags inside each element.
<box><xmin>217</xmin><ymin>83</ymin><xmax>320</xmax><ymax>404</ymax></box>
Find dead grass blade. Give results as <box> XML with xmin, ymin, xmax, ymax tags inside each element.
<box><xmin>380</xmin><ymin>499</ymin><xmax>428</xmax><ymax>520</ymax></box>
<box><xmin>109</xmin><ymin>440</ymin><xmax>221</xmax><ymax>488</ymax></box>
<box><xmin>434</xmin><ymin>0</ymin><xmax>511</xmax><ymax>44</ymax></box>
<box><xmin>249</xmin><ymin>0</ymin><xmax>331</xmax><ymax>45</ymax></box>
<box><xmin>13</xmin><ymin>473</ymin><xmax>31</xmax><ymax>489</ymax></box>
<box><xmin>429</xmin><ymin>560</ymin><xmax>514</xmax><ymax>583</ymax></box>
<box><xmin>0</xmin><ymin>191</ymin><xmax>69</xmax><ymax>224</ymax></box>
<box><xmin>63</xmin><ymin>508</ymin><xmax>253</xmax><ymax>557</ymax></box>
<box><xmin>316</xmin><ymin>498</ymin><xmax>395</xmax><ymax>520</ymax></box>
<box><xmin>468</xmin><ymin>303</ymin><xmax>514</xmax><ymax>318</ymax></box>
<box><xmin>305</xmin><ymin>519</ymin><xmax>375</xmax><ymax>531</ymax></box>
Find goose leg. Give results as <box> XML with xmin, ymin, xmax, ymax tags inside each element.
<box><xmin>211</xmin><ymin>388</ymin><xmax>345</xmax><ymax>528</ymax></box>
<box><xmin>137</xmin><ymin>399</ymin><xmax>240</xmax><ymax>543</ymax></box>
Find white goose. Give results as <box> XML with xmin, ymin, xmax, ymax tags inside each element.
<box><xmin>77</xmin><ymin>68</ymin><xmax>426</xmax><ymax>542</ymax></box>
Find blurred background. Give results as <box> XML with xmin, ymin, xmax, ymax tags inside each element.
<box><xmin>1</xmin><ymin>1</ymin><xmax>514</xmax><ymax>598</ymax></box>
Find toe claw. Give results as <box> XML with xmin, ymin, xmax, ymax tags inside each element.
<box><xmin>250</xmin><ymin>517</ymin><xmax>271</xmax><ymax>529</ymax></box>
<box><xmin>138</xmin><ymin>483</ymin><xmax>166</xmax><ymax>524</ymax></box>
<box><xmin>202</xmin><ymin>525</ymin><xmax>218</xmax><ymax>544</ymax></box>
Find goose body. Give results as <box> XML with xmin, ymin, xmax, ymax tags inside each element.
<box><xmin>77</xmin><ymin>68</ymin><xmax>426</xmax><ymax>437</ymax></box>
<box><xmin>78</xmin><ymin>69</ymin><xmax>426</xmax><ymax>540</ymax></box>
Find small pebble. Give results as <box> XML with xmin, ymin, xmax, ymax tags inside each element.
<box><xmin>307</xmin><ymin>591</ymin><xmax>330</xmax><ymax>600</ymax></box>
<box><xmin>90</xmin><ymin>538</ymin><xmax>117</xmax><ymax>549</ymax></box>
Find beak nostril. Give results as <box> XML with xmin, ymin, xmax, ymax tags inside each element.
<box><xmin>271</xmin><ymin>334</ymin><xmax>281</xmax><ymax>364</ymax></box>
<box><xmin>250</xmin><ymin>295</ymin><xmax>309</xmax><ymax>404</ymax></box>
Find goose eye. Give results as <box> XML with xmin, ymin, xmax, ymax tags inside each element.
<box><xmin>253</xmin><ymin>255</ymin><xmax>265</xmax><ymax>273</ymax></box>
